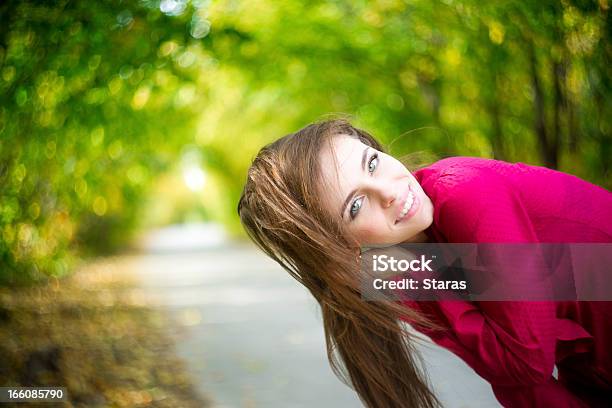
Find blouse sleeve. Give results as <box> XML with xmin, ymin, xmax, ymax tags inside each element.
<box><xmin>429</xmin><ymin>165</ymin><xmax>559</xmax><ymax>387</ymax></box>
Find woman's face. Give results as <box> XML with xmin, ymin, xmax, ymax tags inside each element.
<box><xmin>318</xmin><ymin>135</ymin><xmax>434</xmax><ymax>247</ymax></box>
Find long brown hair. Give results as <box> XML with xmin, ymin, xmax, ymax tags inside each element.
<box><xmin>237</xmin><ymin>119</ymin><xmax>440</xmax><ymax>407</ymax></box>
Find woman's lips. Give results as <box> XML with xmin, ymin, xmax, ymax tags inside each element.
<box><xmin>395</xmin><ymin>185</ymin><xmax>419</xmax><ymax>224</ymax></box>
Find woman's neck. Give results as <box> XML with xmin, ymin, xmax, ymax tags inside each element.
<box><xmin>403</xmin><ymin>230</ymin><xmax>432</xmax><ymax>244</ymax></box>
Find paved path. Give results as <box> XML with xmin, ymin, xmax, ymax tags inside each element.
<box><xmin>131</xmin><ymin>224</ymin><xmax>500</xmax><ymax>408</ymax></box>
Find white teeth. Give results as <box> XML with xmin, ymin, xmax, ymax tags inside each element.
<box><xmin>398</xmin><ymin>192</ymin><xmax>414</xmax><ymax>220</ymax></box>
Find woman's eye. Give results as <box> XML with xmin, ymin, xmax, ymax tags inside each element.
<box><xmin>350</xmin><ymin>197</ymin><xmax>363</xmax><ymax>219</ymax></box>
<box><xmin>348</xmin><ymin>153</ymin><xmax>378</xmax><ymax>221</ymax></box>
<box><xmin>368</xmin><ymin>153</ymin><xmax>379</xmax><ymax>173</ymax></box>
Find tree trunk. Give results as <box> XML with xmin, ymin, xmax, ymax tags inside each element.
<box><xmin>528</xmin><ymin>42</ymin><xmax>556</xmax><ymax>168</ymax></box>
<box><xmin>551</xmin><ymin>61</ymin><xmax>565</xmax><ymax>168</ymax></box>
<box><xmin>488</xmin><ymin>101</ymin><xmax>506</xmax><ymax>160</ymax></box>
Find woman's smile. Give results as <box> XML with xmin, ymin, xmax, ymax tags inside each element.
<box><xmin>395</xmin><ymin>183</ymin><xmax>419</xmax><ymax>224</ymax></box>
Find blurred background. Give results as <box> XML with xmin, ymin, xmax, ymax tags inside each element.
<box><xmin>0</xmin><ymin>0</ymin><xmax>609</xmax><ymax>407</ymax></box>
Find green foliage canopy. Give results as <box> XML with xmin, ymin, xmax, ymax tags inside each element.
<box><xmin>0</xmin><ymin>0</ymin><xmax>609</xmax><ymax>284</ymax></box>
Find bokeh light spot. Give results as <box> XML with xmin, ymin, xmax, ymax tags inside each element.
<box><xmin>93</xmin><ymin>196</ymin><xmax>108</xmax><ymax>216</ymax></box>
<box><xmin>183</xmin><ymin>165</ymin><xmax>206</xmax><ymax>192</ymax></box>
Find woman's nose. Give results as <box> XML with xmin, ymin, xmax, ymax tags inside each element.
<box><xmin>368</xmin><ymin>181</ymin><xmax>396</xmax><ymax>208</ymax></box>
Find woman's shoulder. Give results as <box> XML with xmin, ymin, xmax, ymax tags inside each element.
<box><xmin>418</xmin><ymin>158</ymin><xmax>535</xmax><ymax>242</ymax></box>
<box><xmin>418</xmin><ymin>156</ymin><xmax>610</xmax><ymax>200</ymax></box>
<box><xmin>425</xmin><ymin>156</ymin><xmax>496</xmax><ymax>170</ymax></box>
<box><xmin>418</xmin><ymin>156</ymin><xmax>612</xmax><ymax>242</ymax></box>
<box><xmin>415</xmin><ymin>156</ymin><xmax>515</xmax><ymax>197</ymax></box>
<box><xmin>417</xmin><ymin>156</ymin><xmax>526</xmax><ymax>180</ymax></box>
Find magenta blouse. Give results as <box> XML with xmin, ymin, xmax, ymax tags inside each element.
<box><xmin>403</xmin><ymin>157</ymin><xmax>612</xmax><ymax>407</ymax></box>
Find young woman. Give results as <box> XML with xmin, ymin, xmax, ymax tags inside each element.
<box><xmin>237</xmin><ymin>119</ymin><xmax>612</xmax><ymax>407</ymax></box>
